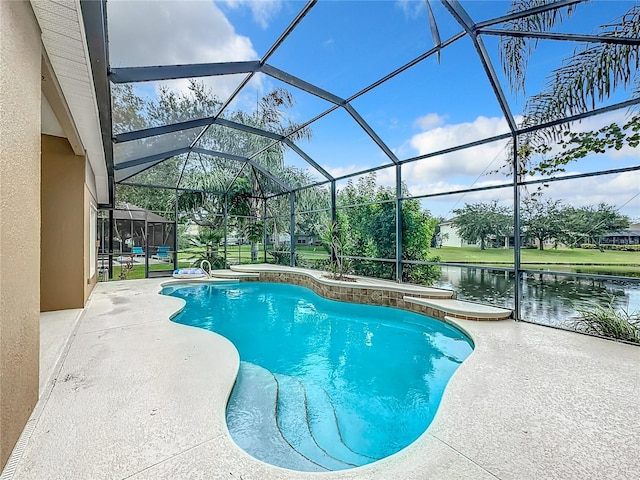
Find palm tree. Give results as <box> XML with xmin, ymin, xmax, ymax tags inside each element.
<box><xmin>218</xmin><ymin>88</ymin><xmax>313</xmax><ymax>261</ymax></box>
<box><xmin>498</xmin><ymin>1</ymin><xmax>640</xmax><ymax>175</ymax></box>
<box><xmin>176</xmin><ymin>85</ymin><xmax>319</xmax><ymax>263</ymax></box>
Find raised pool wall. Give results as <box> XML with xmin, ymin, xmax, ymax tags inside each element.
<box><xmin>234</xmin><ymin>271</ymin><xmax>505</xmax><ymax>322</ymax></box>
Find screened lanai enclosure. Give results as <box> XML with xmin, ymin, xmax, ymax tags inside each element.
<box><xmin>83</xmin><ymin>0</ymin><xmax>640</xmax><ymax>334</ymax></box>
<box><xmin>98</xmin><ymin>203</ymin><xmax>177</xmax><ymax>279</ymax></box>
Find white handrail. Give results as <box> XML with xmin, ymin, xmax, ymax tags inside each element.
<box><xmin>200</xmin><ymin>260</ymin><xmax>212</xmax><ymax>277</ymax></box>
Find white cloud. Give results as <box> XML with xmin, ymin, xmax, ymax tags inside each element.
<box><xmin>220</xmin><ymin>0</ymin><xmax>282</xmax><ymax>29</ymax></box>
<box><xmin>108</xmin><ymin>1</ymin><xmax>258</xmax><ymax>67</ymax></box>
<box><xmin>107</xmin><ymin>0</ymin><xmax>259</xmax><ymax>100</ymax></box>
<box><xmin>402</xmin><ymin>115</ymin><xmax>512</xmax><ymax>184</ymax></box>
<box><xmin>401</xmin><ymin>112</ymin><xmax>638</xmax><ymax>218</ymax></box>
<box><xmin>414</xmin><ymin>113</ymin><xmax>446</xmax><ymax>130</ymax></box>
<box><xmin>417</xmin><ymin>171</ymin><xmax>639</xmax><ymax>220</ymax></box>
<box><xmin>541</xmin><ymin>171</ymin><xmax>640</xmax><ymax>215</ymax></box>
<box><xmin>324</xmin><ymin>164</ymin><xmax>388</xmax><ymax>181</ymax></box>
<box><xmin>409</xmin><ymin>178</ymin><xmax>511</xmax><ymax>198</ymax></box>
<box><xmin>396</xmin><ymin>0</ymin><xmax>423</xmax><ymax>19</ymax></box>
<box><xmin>324</xmin><ymin>165</ymin><xmax>360</xmax><ymax>179</ymax></box>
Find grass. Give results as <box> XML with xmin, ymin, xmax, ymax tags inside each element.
<box><xmin>435</xmin><ymin>246</ymin><xmax>640</xmax><ymax>268</ymax></box>
<box><xmin>113</xmin><ymin>245</ymin><xmax>639</xmax><ymax>279</ymax></box>
<box><xmin>436</xmin><ymin>246</ymin><xmax>640</xmax><ymax>264</ymax></box>
<box><xmin>116</xmin><ymin>261</ymin><xmax>190</xmax><ymax>280</ymax></box>
<box><xmin>179</xmin><ymin>245</ymin><xmax>637</xmax><ymax>274</ymax></box>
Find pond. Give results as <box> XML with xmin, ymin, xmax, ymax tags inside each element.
<box><xmin>432</xmin><ymin>266</ymin><xmax>640</xmax><ymax>328</ymax></box>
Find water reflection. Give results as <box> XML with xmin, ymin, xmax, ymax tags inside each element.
<box><xmin>433</xmin><ymin>266</ymin><xmax>640</xmax><ymax>327</ymax></box>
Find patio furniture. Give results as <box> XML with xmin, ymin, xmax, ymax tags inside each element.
<box><xmin>132</xmin><ymin>246</ymin><xmax>144</xmax><ymax>257</ymax></box>
<box><xmin>152</xmin><ymin>246</ymin><xmax>171</xmax><ymax>261</ymax></box>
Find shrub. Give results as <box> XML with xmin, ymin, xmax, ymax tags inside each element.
<box><xmin>604</xmin><ymin>244</ymin><xmax>640</xmax><ymax>251</ymax></box>
<box><xmin>580</xmin><ymin>243</ymin><xmax>640</xmax><ymax>251</ymax></box>
<box><xmin>268</xmin><ymin>246</ymin><xmax>300</xmax><ymax>266</ymax></box>
<box><xmin>572</xmin><ymin>299</ymin><xmax>640</xmax><ymax>343</ymax></box>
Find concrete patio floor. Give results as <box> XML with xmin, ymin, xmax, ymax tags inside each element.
<box><xmin>3</xmin><ymin>277</ymin><xmax>639</xmax><ymax>480</ymax></box>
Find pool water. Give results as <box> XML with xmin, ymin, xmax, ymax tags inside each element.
<box><xmin>162</xmin><ymin>282</ymin><xmax>473</xmax><ymax>471</ymax></box>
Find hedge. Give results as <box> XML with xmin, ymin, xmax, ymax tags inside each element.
<box><xmin>580</xmin><ymin>243</ymin><xmax>640</xmax><ymax>251</ymax></box>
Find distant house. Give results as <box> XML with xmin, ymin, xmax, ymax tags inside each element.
<box><xmin>296</xmin><ymin>233</ymin><xmax>321</xmax><ymax>246</ymax></box>
<box><xmin>184</xmin><ymin>222</ymin><xmax>200</xmax><ymax>236</ymax></box>
<box><xmin>601</xmin><ymin>224</ymin><xmax>640</xmax><ymax>246</ymax></box>
<box><xmin>267</xmin><ymin>233</ymin><xmax>291</xmax><ymax>246</ymax></box>
<box><xmin>437</xmin><ymin>220</ymin><xmax>511</xmax><ymax>248</ymax></box>
<box><xmin>438</xmin><ymin>221</ymin><xmax>473</xmax><ymax>248</ymax></box>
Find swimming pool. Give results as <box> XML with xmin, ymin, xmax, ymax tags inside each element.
<box><xmin>162</xmin><ymin>282</ymin><xmax>473</xmax><ymax>472</ymax></box>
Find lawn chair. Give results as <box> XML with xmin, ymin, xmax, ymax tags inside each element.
<box><xmin>152</xmin><ymin>246</ymin><xmax>171</xmax><ymax>262</ymax></box>
<box><xmin>132</xmin><ymin>246</ymin><xmax>144</xmax><ymax>257</ymax></box>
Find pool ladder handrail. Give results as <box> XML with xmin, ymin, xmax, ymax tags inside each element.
<box><xmin>200</xmin><ymin>260</ymin><xmax>212</xmax><ymax>278</ymax></box>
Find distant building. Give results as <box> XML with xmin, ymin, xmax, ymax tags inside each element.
<box><xmin>268</xmin><ymin>233</ymin><xmax>291</xmax><ymax>245</ymax></box>
<box><xmin>601</xmin><ymin>224</ymin><xmax>640</xmax><ymax>246</ymax></box>
<box><xmin>438</xmin><ymin>220</ymin><xmax>511</xmax><ymax>248</ymax></box>
<box><xmin>296</xmin><ymin>233</ymin><xmax>321</xmax><ymax>246</ymax></box>
<box><xmin>184</xmin><ymin>222</ymin><xmax>200</xmax><ymax>236</ymax></box>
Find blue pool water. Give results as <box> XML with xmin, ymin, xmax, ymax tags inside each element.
<box><xmin>162</xmin><ymin>282</ymin><xmax>473</xmax><ymax>471</ymax></box>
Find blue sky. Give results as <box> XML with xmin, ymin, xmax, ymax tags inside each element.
<box><xmin>107</xmin><ymin>0</ymin><xmax>639</xmax><ymax>220</ymax></box>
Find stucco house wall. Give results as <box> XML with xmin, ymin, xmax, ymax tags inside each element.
<box><xmin>1</xmin><ymin>1</ymin><xmax>102</xmax><ymax>469</ymax></box>
<box><xmin>41</xmin><ymin>135</ymin><xmax>95</xmax><ymax>311</ymax></box>
<box><xmin>0</xmin><ymin>0</ymin><xmax>42</xmax><ymax>469</ymax></box>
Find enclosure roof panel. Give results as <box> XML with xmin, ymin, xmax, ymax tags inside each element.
<box><xmin>113</xmin><ymin>203</ymin><xmax>172</xmax><ymax>223</ymax></box>
<box><xmin>78</xmin><ymin>0</ymin><xmax>640</xmax><ymax>199</ymax></box>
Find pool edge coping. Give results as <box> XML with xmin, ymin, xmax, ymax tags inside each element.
<box><xmin>156</xmin><ymin>275</ymin><xmax>486</xmax><ymax>476</ymax></box>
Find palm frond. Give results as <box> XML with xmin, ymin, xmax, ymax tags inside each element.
<box><xmin>425</xmin><ymin>0</ymin><xmax>442</xmax><ymax>63</ymax></box>
<box><xmin>500</xmin><ymin>0</ymin><xmax>582</xmax><ymax>95</ymax></box>
<box><xmin>521</xmin><ymin>5</ymin><xmax>640</xmax><ymax>144</ymax></box>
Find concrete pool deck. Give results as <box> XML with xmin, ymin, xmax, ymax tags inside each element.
<box><xmin>3</xmin><ymin>277</ymin><xmax>639</xmax><ymax>480</ymax></box>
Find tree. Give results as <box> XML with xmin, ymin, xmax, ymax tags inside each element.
<box><xmin>113</xmin><ymin>81</ymin><xmax>327</xmax><ymax>264</ymax></box>
<box><xmin>401</xmin><ymin>199</ymin><xmax>439</xmax><ymax>284</ymax></box>
<box><xmin>201</xmin><ymin>87</ymin><xmax>312</xmax><ymax>261</ymax></box>
<box><xmin>560</xmin><ymin>203</ymin><xmax>629</xmax><ymax>249</ymax></box>
<box><xmin>338</xmin><ymin>174</ymin><xmax>395</xmax><ymax>277</ymax></box>
<box><xmin>499</xmin><ymin>2</ymin><xmax>640</xmax><ymax>176</ymax></box>
<box><xmin>319</xmin><ymin>214</ymin><xmax>351</xmax><ymax>280</ymax></box>
<box><xmin>114</xmin><ymin>157</ymin><xmax>184</xmax><ymax>213</ymax></box>
<box><xmin>452</xmin><ymin>201</ymin><xmax>512</xmax><ymax>250</ymax></box>
<box><xmin>521</xmin><ymin>197</ymin><xmax>564</xmax><ymax>250</ymax></box>
<box><xmin>336</xmin><ymin>173</ymin><xmax>439</xmax><ymax>283</ymax></box>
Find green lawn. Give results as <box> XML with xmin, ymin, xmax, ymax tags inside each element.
<box><xmin>107</xmin><ymin>245</ymin><xmax>640</xmax><ymax>280</ymax></box>
<box><xmin>434</xmin><ymin>246</ymin><xmax>639</xmax><ymax>265</ymax></box>
<box><xmin>179</xmin><ymin>244</ymin><xmax>638</xmax><ymax>268</ymax></box>
<box><xmin>115</xmin><ymin>261</ymin><xmax>190</xmax><ymax>280</ymax></box>
<box><xmin>434</xmin><ymin>246</ymin><xmax>640</xmax><ymax>275</ymax></box>
<box><xmin>110</xmin><ymin>245</ymin><xmax>638</xmax><ymax>280</ymax></box>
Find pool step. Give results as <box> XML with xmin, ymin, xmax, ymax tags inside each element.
<box><xmin>304</xmin><ymin>382</ymin><xmax>377</xmax><ymax>466</ymax></box>
<box><xmin>226</xmin><ymin>363</ymin><xmax>325</xmax><ymax>472</ymax></box>
<box><xmin>275</xmin><ymin>374</ymin><xmax>357</xmax><ymax>471</ymax></box>
<box><xmin>227</xmin><ymin>363</ymin><xmax>373</xmax><ymax>471</ymax></box>
<box><xmin>403</xmin><ymin>296</ymin><xmax>512</xmax><ymax>320</ymax></box>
